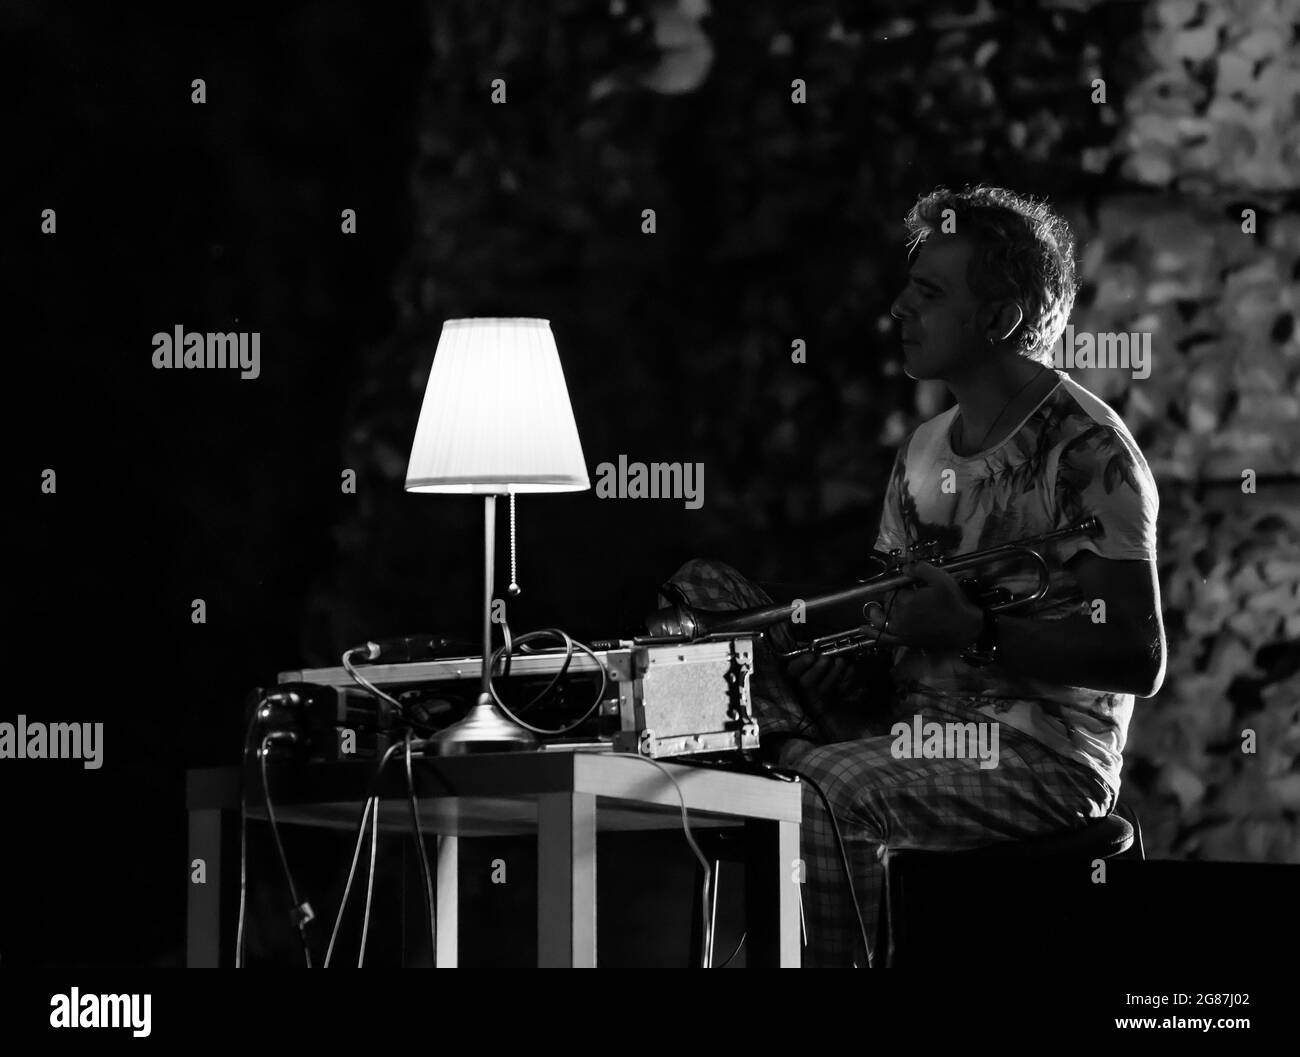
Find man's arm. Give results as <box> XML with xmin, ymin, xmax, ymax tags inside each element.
<box><xmin>872</xmin><ymin>552</ymin><xmax>1167</xmax><ymax>698</ymax></box>
<box><xmin>991</xmin><ymin>553</ymin><xmax>1166</xmax><ymax>698</ymax></box>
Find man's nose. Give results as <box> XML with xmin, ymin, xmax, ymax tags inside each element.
<box><xmin>890</xmin><ymin>292</ymin><xmax>911</xmax><ymax>320</ymax></box>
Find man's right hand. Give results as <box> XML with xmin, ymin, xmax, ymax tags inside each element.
<box><xmin>785</xmin><ymin>652</ymin><xmax>855</xmax><ymax>699</ymax></box>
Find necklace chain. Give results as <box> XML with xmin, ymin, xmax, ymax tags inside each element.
<box><xmin>958</xmin><ymin>368</ymin><xmax>1049</xmax><ymax>454</ymax></box>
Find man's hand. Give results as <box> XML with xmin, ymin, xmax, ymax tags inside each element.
<box><xmin>785</xmin><ymin>652</ymin><xmax>855</xmax><ymax>698</ymax></box>
<box><xmin>866</xmin><ymin>560</ymin><xmax>984</xmax><ymax>652</ymax></box>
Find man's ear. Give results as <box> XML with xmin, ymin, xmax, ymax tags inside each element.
<box><xmin>986</xmin><ymin>300</ymin><xmax>1025</xmax><ymax>345</ymax></box>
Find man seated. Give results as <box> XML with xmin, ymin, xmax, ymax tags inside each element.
<box><xmin>656</xmin><ymin>185</ymin><xmax>1166</xmax><ymax>967</ymax></box>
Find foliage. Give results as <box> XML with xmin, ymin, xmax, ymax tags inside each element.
<box><xmin>1113</xmin><ymin>0</ymin><xmax>1300</xmax><ymax>198</ymax></box>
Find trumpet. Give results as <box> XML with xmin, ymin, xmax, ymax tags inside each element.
<box><xmin>645</xmin><ymin>516</ymin><xmax>1102</xmax><ymax>661</ymax></box>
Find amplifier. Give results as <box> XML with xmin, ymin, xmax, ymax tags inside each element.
<box><xmin>276</xmin><ymin>636</ymin><xmax>759</xmax><ymax>759</ymax></box>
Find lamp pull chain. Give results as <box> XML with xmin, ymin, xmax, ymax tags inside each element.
<box><xmin>507</xmin><ymin>492</ymin><xmax>521</xmax><ymax>597</ymax></box>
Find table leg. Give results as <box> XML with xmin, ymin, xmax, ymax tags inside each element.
<box><xmin>744</xmin><ymin>817</ymin><xmax>802</xmax><ymax>968</ymax></box>
<box><xmin>187</xmin><ymin>808</ymin><xmax>223</xmax><ymax>968</ymax></box>
<box><xmin>435</xmin><ymin>835</ymin><xmax>458</xmax><ymax>967</ymax></box>
<box><xmin>537</xmin><ymin>792</ymin><xmax>597</xmax><ymax>968</ymax></box>
<box><xmin>777</xmin><ymin>820</ymin><xmax>801</xmax><ymax>968</ymax></box>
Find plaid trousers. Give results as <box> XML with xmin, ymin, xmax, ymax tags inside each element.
<box><xmin>657</xmin><ymin>558</ymin><xmax>1115</xmax><ymax>968</ymax></box>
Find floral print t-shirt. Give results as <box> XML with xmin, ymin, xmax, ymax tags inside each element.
<box><xmin>874</xmin><ymin>370</ymin><xmax>1160</xmax><ymax>800</ymax></box>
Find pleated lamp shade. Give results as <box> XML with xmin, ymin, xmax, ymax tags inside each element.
<box><xmin>405</xmin><ymin>318</ymin><xmax>590</xmax><ymax>494</ymax></box>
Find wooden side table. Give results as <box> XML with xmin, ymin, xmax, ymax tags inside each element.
<box><xmin>187</xmin><ymin>750</ymin><xmax>802</xmax><ymax>967</ymax></box>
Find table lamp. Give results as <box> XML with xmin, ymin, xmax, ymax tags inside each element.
<box><xmin>405</xmin><ymin>318</ymin><xmax>590</xmax><ymax>754</ymax></box>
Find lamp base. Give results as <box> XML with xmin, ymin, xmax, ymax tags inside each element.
<box><xmin>426</xmin><ymin>692</ymin><xmax>539</xmax><ymax>755</ymax></box>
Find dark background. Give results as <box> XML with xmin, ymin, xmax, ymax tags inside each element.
<box><xmin>6</xmin><ymin>0</ymin><xmax>1298</xmax><ymax>967</ymax></box>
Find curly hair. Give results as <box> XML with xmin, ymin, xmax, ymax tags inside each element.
<box><xmin>904</xmin><ymin>185</ymin><xmax>1079</xmax><ymax>365</ymax></box>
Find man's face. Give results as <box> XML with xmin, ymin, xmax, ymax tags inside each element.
<box><xmin>889</xmin><ymin>235</ymin><xmax>988</xmax><ymax>381</ymax></box>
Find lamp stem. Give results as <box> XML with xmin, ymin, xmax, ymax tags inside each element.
<box><xmin>423</xmin><ymin>489</ymin><xmax>534</xmax><ymax>754</ymax></box>
<box><xmin>482</xmin><ymin>493</ymin><xmax>496</xmax><ymax>698</ymax></box>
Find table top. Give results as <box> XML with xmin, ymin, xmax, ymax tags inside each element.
<box><xmin>188</xmin><ymin>749</ymin><xmax>802</xmax><ymax>837</ymax></box>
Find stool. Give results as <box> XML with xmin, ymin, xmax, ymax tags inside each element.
<box><xmin>878</xmin><ymin>801</ymin><xmax>1144</xmax><ymax>967</ymax></box>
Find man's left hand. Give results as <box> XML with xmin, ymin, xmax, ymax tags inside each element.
<box><xmin>866</xmin><ymin>561</ymin><xmax>985</xmax><ymax>652</ymax></box>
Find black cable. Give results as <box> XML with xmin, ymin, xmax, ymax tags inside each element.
<box><xmin>235</xmin><ymin>706</ymin><xmax>258</xmax><ymax>968</ymax></box>
<box><xmin>324</xmin><ymin>740</ymin><xmax>405</xmax><ymax>967</ymax></box>
<box><xmin>342</xmin><ymin>645</ymin><xmax>451</xmax><ymax>736</ymax></box>
<box><xmin>358</xmin><ymin>779</ymin><xmax>380</xmax><ymax>967</ymax></box>
<box><xmin>405</xmin><ymin>731</ymin><xmax>438</xmax><ymax>964</ymax></box>
<box><xmin>497</xmin><ymin>620</ymin><xmax>571</xmax><ymax>716</ymax></box>
<box><xmin>347</xmin><ymin>624</ymin><xmax>604</xmax><ymax>736</ymax></box>
<box><xmin>243</xmin><ymin>679</ymin><xmax>444</xmax><ymax>969</ymax></box>
<box><xmin>657</xmin><ymin>753</ymin><xmax>869</xmax><ymax>967</ymax></box>
<box><xmin>661</xmin><ymin>752</ymin><xmax>868</xmax><ymax>966</ymax></box>
<box><xmin>718</xmin><ymin>931</ymin><xmax>747</xmax><ymax>968</ymax></box>
<box><xmin>493</xmin><ymin>621</ymin><xmax>572</xmax><ymax>716</ymax></box>
<box><xmin>259</xmin><ymin>733</ymin><xmax>315</xmax><ymax>967</ymax></box>
<box><xmin>343</xmin><ymin>646</ymin><xmax>408</xmax><ymax>718</ymax></box>
<box><xmin>487</xmin><ymin>628</ymin><xmax>610</xmax><ymax>736</ymax></box>
<box><xmin>606</xmin><ymin>752</ymin><xmax>715</xmax><ymax>966</ymax></box>
<box><xmin>767</xmin><ymin>762</ymin><xmax>874</xmax><ymax>968</ymax></box>
<box><xmin>499</xmin><ymin>618</ymin><xmax>515</xmax><ymax>680</ymax></box>
<box><xmin>325</xmin><ymin>736</ymin><xmax>454</xmax><ymax>967</ymax></box>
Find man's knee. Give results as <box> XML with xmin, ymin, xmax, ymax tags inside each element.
<box><xmin>665</xmin><ymin>556</ymin><xmax>744</xmax><ymax>586</ymax></box>
<box><xmin>657</xmin><ymin>557</ymin><xmax>763</xmax><ymax>610</ymax></box>
<box><xmin>792</xmin><ymin>741</ymin><xmax>893</xmax><ymax>837</ymax></box>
